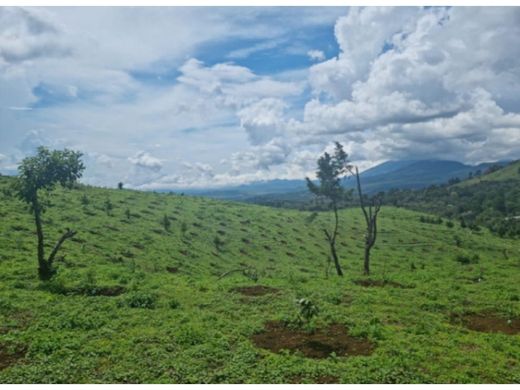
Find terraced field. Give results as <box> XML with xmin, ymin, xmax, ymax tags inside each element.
<box><xmin>0</xmin><ymin>175</ymin><xmax>518</xmax><ymax>383</ymax></box>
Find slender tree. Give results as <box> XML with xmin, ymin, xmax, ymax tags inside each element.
<box><xmin>348</xmin><ymin>166</ymin><xmax>381</xmax><ymax>275</ymax></box>
<box><xmin>306</xmin><ymin>142</ymin><xmax>351</xmax><ymax>276</ymax></box>
<box><xmin>14</xmin><ymin>146</ymin><xmax>85</xmax><ymax>280</ymax></box>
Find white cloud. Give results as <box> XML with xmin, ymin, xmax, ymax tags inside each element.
<box><xmin>129</xmin><ymin>151</ymin><xmax>162</xmax><ymax>172</ymax></box>
<box><xmin>1</xmin><ymin>7</ymin><xmax>519</xmax><ymax>189</ymax></box>
<box><xmin>307</xmin><ymin>49</ymin><xmax>325</xmax><ymax>62</ymax></box>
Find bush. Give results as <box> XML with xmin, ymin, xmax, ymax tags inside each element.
<box><xmin>169</xmin><ymin>299</ymin><xmax>180</xmax><ymax>309</ymax></box>
<box><xmin>446</xmin><ymin>220</ymin><xmax>454</xmax><ymax>228</ymax></box>
<box><xmin>123</xmin><ymin>291</ymin><xmax>157</xmax><ymax>309</ymax></box>
<box><xmin>455</xmin><ymin>254</ymin><xmax>480</xmax><ymax>265</ymax></box>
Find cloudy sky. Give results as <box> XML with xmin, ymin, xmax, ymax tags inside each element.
<box><xmin>1</xmin><ymin>6</ymin><xmax>519</xmax><ymax>189</ymax></box>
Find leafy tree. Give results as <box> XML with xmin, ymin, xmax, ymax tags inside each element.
<box><xmin>348</xmin><ymin>166</ymin><xmax>381</xmax><ymax>275</ymax></box>
<box><xmin>14</xmin><ymin>146</ymin><xmax>85</xmax><ymax>280</ymax></box>
<box><xmin>306</xmin><ymin>142</ymin><xmax>351</xmax><ymax>276</ymax></box>
<box><xmin>118</xmin><ymin>182</ymin><xmax>124</xmax><ymax>190</ymax></box>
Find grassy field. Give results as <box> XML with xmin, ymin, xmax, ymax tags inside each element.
<box><xmin>0</xmin><ymin>175</ymin><xmax>519</xmax><ymax>383</ymax></box>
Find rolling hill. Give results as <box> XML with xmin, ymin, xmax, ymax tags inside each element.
<box><xmin>0</xmin><ymin>174</ymin><xmax>519</xmax><ymax>383</ymax></box>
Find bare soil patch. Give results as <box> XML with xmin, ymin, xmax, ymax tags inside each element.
<box><xmin>452</xmin><ymin>312</ymin><xmax>520</xmax><ymax>335</ymax></box>
<box><xmin>0</xmin><ymin>344</ymin><xmax>26</xmax><ymax>371</ymax></box>
<box><xmin>252</xmin><ymin>321</ymin><xmax>374</xmax><ymax>359</ymax></box>
<box><xmin>231</xmin><ymin>286</ymin><xmax>280</xmax><ymax>297</ymax></box>
<box><xmin>354</xmin><ymin>279</ymin><xmax>412</xmax><ymax>289</ymax></box>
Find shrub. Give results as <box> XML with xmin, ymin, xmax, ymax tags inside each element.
<box><xmin>124</xmin><ymin>291</ymin><xmax>157</xmax><ymax>309</ymax></box>
<box><xmin>455</xmin><ymin>254</ymin><xmax>480</xmax><ymax>265</ymax></box>
<box><xmin>296</xmin><ymin>298</ymin><xmax>319</xmax><ymax>324</ymax></box>
<box><xmin>169</xmin><ymin>299</ymin><xmax>180</xmax><ymax>309</ymax></box>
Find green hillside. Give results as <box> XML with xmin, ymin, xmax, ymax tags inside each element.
<box><xmin>456</xmin><ymin>160</ymin><xmax>520</xmax><ymax>187</ymax></box>
<box><xmin>0</xmin><ymin>175</ymin><xmax>519</xmax><ymax>383</ymax></box>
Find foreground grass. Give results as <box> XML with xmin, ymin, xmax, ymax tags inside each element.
<box><xmin>0</xmin><ymin>176</ymin><xmax>518</xmax><ymax>383</ymax></box>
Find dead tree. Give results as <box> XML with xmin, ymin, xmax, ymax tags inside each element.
<box><xmin>349</xmin><ymin>166</ymin><xmax>381</xmax><ymax>275</ymax></box>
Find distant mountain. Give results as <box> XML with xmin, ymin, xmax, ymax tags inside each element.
<box><xmin>173</xmin><ymin>159</ymin><xmax>511</xmax><ymax>202</ymax></box>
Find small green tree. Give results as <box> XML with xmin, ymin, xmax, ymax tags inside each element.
<box><xmin>118</xmin><ymin>182</ymin><xmax>124</xmax><ymax>190</ymax></box>
<box><xmin>125</xmin><ymin>208</ymin><xmax>131</xmax><ymax>221</ymax></box>
<box><xmin>104</xmin><ymin>198</ymin><xmax>113</xmax><ymax>216</ymax></box>
<box><xmin>14</xmin><ymin>146</ymin><xmax>85</xmax><ymax>280</ymax></box>
<box><xmin>162</xmin><ymin>214</ymin><xmax>171</xmax><ymax>232</ymax></box>
<box><xmin>306</xmin><ymin>142</ymin><xmax>351</xmax><ymax>276</ymax></box>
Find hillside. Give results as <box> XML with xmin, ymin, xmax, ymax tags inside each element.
<box><xmin>456</xmin><ymin>160</ymin><xmax>520</xmax><ymax>187</ymax></box>
<box><xmin>0</xmin><ymin>175</ymin><xmax>519</xmax><ymax>383</ymax></box>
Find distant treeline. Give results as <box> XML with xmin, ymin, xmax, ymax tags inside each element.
<box><xmin>247</xmin><ymin>178</ymin><xmax>520</xmax><ymax>239</ymax></box>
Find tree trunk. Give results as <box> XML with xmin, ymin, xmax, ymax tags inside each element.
<box><xmin>363</xmin><ymin>244</ymin><xmax>370</xmax><ymax>275</ymax></box>
<box><xmin>48</xmin><ymin>229</ymin><xmax>76</xmax><ymax>266</ymax></box>
<box><xmin>330</xmin><ymin>240</ymin><xmax>343</xmax><ymax>276</ymax></box>
<box><xmin>32</xmin><ymin>199</ymin><xmax>52</xmax><ymax>280</ymax></box>
<box><xmin>327</xmin><ymin>204</ymin><xmax>343</xmax><ymax>276</ymax></box>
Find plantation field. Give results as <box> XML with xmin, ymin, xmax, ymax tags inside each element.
<box><xmin>0</xmin><ymin>175</ymin><xmax>519</xmax><ymax>383</ymax></box>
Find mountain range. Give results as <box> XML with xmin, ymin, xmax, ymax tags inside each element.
<box><xmin>176</xmin><ymin>159</ymin><xmax>510</xmax><ymax>201</ymax></box>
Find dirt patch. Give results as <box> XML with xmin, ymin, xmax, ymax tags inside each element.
<box><xmin>231</xmin><ymin>286</ymin><xmax>280</xmax><ymax>297</ymax></box>
<box><xmin>354</xmin><ymin>279</ymin><xmax>412</xmax><ymax>289</ymax></box>
<box><xmin>166</xmin><ymin>266</ymin><xmax>179</xmax><ymax>274</ymax></box>
<box><xmin>452</xmin><ymin>312</ymin><xmax>520</xmax><ymax>335</ymax></box>
<box><xmin>252</xmin><ymin>321</ymin><xmax>374</xmax><ymax>359</ymax></box>
<box><xmin>0</xmin><ymin>311</ymin><xmax>32</xmax><ymax>334</ymax></box>
<box><xmin>0</xmin><ymin>344</ymin><xmax>27</xmax><ymax>371</ymax></box>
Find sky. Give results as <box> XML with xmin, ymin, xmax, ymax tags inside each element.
<box><xmin>1</xmin><ymin>6</ymin><xmax>520</xmax><ymax>190</ymax></box>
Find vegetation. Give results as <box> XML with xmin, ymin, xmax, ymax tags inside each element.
<box><xmin>0</xmin><ymin>171</ymin><xmax>518</xmax><ymax>383</ymax></box>
<box><xmin>12</xmin><ymin>147</ymin><xmax>85</xmax><ymax>280</ymax></box>
<box><xmin>306</xmin><ymin>142</ymin><xmax>352</xmax><ymax>276</ymax></box>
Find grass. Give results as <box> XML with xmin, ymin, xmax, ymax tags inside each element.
<box><xmin>456</xmin><ymin>160</ymin><xmax>520</xmax><ymax>187</ymax></box>
<box><xmin>0</xmin><ymin>175</ymin><xmax>519</xmax><ymax>383</ymax></box>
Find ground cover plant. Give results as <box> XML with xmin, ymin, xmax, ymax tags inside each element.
<box><xmin>0</xmin><ymin>174</ymin><xmax>519</xmax><ymax>383</ymax></box>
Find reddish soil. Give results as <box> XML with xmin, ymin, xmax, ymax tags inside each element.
<box><xmin>252</xmin><ymin>321</ymin><xmax>375</xmax><ymax>359</ymax></box>
<box><xmin>0</xmin><ymin>344</ymin><xmax>26</xmax><ymax>371</ymax></box>
<box><xmin>354</xmin><ymin>279</ymin><xmax>412</xmax><ymax>289</ymax></box>
<box><xmin>231</xmin><ymin>286</ymin><xmax>280</xmax><ymax>296</ymax></box>
<box><xmin>166</xmin><ymin>266</ymin><xmax>179</xmax><ymax>274</ymax></box>
<box><xmin>453</xmin><ymin>312</ymin><xmax>520</xmax><ymax>335</ymax></box>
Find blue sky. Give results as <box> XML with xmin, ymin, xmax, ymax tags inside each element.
<box><xmin>1</xmin><ymin>6</ymin><xmax>519</xmax><ymax>189</ymax></box>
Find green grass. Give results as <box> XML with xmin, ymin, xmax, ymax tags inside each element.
<box><xmin>456</xmin><ymin>160</ymin><xmax>520</xmax><ymax>187</ymax></box>
<box><xmin>0</xmin><ymin>175</ymin><xmax>519</xmax><ymax>383</ymax></box>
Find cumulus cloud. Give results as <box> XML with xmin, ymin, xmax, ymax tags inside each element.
<box><xmin>129</xmin><ymin>151</ymin><xmax>162</xmax><ymax>172</ymax></box>
<box><xmin>1</xmin><ymin>7</ymin><xmax>520</xmax><ymax>189</ymax></box>
<box><xmin>307</xmin><ymin>49</ymin><xmax>325</xmax><ymax>62</ymax></box>
<box><xmin>0</xmin><ymin>7</ymin><xmax>70</xmax><ymax>66</ymax></box>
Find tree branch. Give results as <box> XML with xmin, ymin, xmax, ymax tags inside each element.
<box><xmin>47</xmin><ymin>228</ymin><xmax>76</xmax><ymax>265</ymax></box>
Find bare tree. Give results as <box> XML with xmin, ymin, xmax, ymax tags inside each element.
<box><xmin>349</xmin><ymin>166</ymin><xmax>381</xmax><ymax>275</ymax></box>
